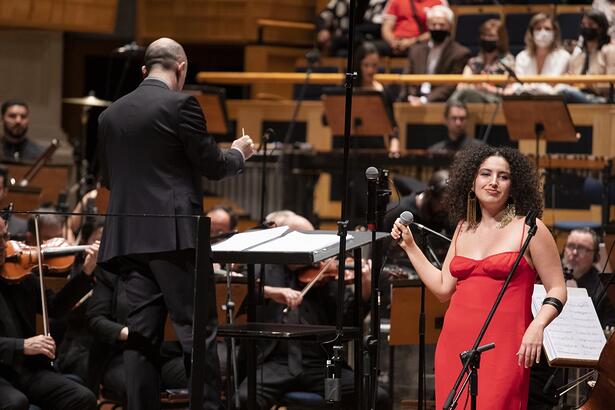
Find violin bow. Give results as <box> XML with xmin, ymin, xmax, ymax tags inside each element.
<box><xmin>282</xmin><ymin>258</ymin><xmax>335</xmax><ymax>314</ymax></box>
<box><xmin>33</xmin><ymin>216</ymin><xmax>51</xmax><ymax>339</ymax></box>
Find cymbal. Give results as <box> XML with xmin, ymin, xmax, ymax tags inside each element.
<box><xmin>63</xmin><ymin>95</ymin><xmax>112</xmax><ymax>107</ymax></box>
<box><xmin>112</xmin><ymin>41</ymin><xmax>145</xmax><ymax>55</ymax></box>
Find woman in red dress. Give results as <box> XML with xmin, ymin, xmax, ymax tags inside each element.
<box><xmin>391</xmin><ymin>145</ymin><xmax>567</xmax><ymax>409</ymax></box>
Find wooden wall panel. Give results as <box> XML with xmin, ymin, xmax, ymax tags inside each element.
<box><xmin>0</xmin><ymin>0</ymin><xmax>118</xmax><ymax>33</ymax></box>
<box><xmin>137</xmin><ymin>0</ymin><xmax>317</xmax><ymax>44</ymax></box>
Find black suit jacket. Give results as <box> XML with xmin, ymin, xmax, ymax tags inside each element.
<box><xmin>97</xmin><ymin>78</ymin><xmax>244</xmax><ymax>265</ymax></box>
<box><xmin>0</xmin><ymin>273</ymin><xmax>92</xmax><ymax>375</ymax></box>
<box><xmin>405</xmin><ymin>38</ymin><xmax>471</xmax><ymax>102</ymax></box>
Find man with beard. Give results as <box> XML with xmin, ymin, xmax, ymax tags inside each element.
<box><xmin>1</xmin><ymin>99</ymin><xmax>44</xmax><ymax>162</ymax></box>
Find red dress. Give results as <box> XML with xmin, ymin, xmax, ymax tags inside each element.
<box><xmin>434</xmin><ymin>224</ymin><xmax>536</xmax><ymax>409</ymax></box>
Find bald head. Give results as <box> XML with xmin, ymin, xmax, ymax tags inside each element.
<box><xmin>144</xmin><ymin>38</ymin><xmax>186</xmax><ymax>69</ymax></box>
<box><xmin>142</xmin><ymin>37</ymin><xmax>188</xmax><ymax>91</ymax></box>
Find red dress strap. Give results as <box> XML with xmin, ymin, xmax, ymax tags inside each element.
<box><xmin>518</xmin><ymin>219</ymin><xmax>526</xmax><ymax>251</ymax></box>
<box><xmin>454</xmin><ymin>220</ymin><xmax>464</xmax><ymax>255</ymax></box>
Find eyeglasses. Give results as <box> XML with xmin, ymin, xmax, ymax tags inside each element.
<box><xmin>565</xmin><ymin>243</ymin><xmax>593</xmax><ymax>255</ymax></box>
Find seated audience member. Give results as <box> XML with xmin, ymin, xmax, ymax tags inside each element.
<box><xmin>512</xmin><ymin>13</ymin><xmax>570</xmax><ymax>95</ymax></box>
<box><xmin>528</xmin><ymin>227</ymin><xmax>615</xmax><ymax>410</ymax></box>
<box><xmin>452</xmin><ymin>19</ymin><xmax>516</xmax><ymax>103</ymax></box>
<box><xmin>592</xmin><ymin>0</ymin><xmax>615</xmax><ymax>40</ymax></box>
<box><xmin>380</xmin><ymin>0</ymin><xmax>446</xmax><ymax>56</ymax></box>
<box><xmin>316</xmin><ymin>0</ymin><xmax>388</xmax><ymax>56</ymax></box>
<box><xmin>558</xmin><ymin>10</ymin><xmax>615</xmax><ymax>104</ymax></box>
<box><xmin>237</xmin><ymin>212</ymin><xmax>388</xmax><ymax>409</ymax></box>
<box><xmin>427</xmin><ymin>100</ymin><xmax>484</xmax><ymax>153</ymax></box>
<box><xmin>86</xmin><ymin>259</ymin><xmax>187</xmax><ymax>404</ymax></box>
<box><xmin>1</xmin><ymin>99</ymin><xmax>45</xmax><ymax>162</ymax></box>
<box><xmin>0</xmin><ymin>165</ymin><xmax>28</xmax><ymax>240</ymax></box>
<box><xmin>402</xmin><ymin>6</ymin><xmax>471</xmax><ymax>104</ymax></box>
<box><xmin>355</xmin><ymin>41</ymin><xmax>401</xmax><ymax>157</ymax></box>
<box><xmin>0</xmin><ymin>217</ymin><xmax>97</xmax><ymax>410</ymax></box>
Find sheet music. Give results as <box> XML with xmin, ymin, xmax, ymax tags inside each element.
<box><xmin>532</xmin><ymin>285</ymin><xmax>606</xmax><ymax>363</ymax></box>
<box><xmin>249</xmin><ymin>231</ymin><xmax>353</xmax><ymax>253</ymax></box>
<box><xmin>211</xmin><ymin>226</ymin><xmax>289</xmax><ymax>251</ymax></box>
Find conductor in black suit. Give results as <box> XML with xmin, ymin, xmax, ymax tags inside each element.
<box><xmin>97</xmin><ymin>37</ymin><xmax>255</xmax><ymax>410</ymax></box>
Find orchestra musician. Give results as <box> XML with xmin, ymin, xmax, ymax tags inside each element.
<box><xmin>96</xmin><ymin>37</ymin><xmax>255</xmax><ymax>409</ymax></box>
<box><xmin>0</xmin><ymin>216</ymin><xmax>97</xmax><ymax>409</ymax></box>
<box><xmin>1</xmin><ymin>99</ymin><xmax>44</xmax><ymax>162</ymax></box>
<box><xmin>528</xmin><ymin>227</ymin><xmax>615</xmax><ymax>409</ymax></box>
<box><xmin>237</xmin><ymin>211</ymin><xmax>389</xmax><ymax>409</ymax></box>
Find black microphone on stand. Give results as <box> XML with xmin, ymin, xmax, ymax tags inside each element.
<box><xmin>365</xmin><ymin>167</ymin><xmax>379</xmax><ymax>231</ymax></box>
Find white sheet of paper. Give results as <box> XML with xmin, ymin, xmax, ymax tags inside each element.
<box><xmin>211</xmin><ymin>226</ymin><xmax>289</xmax><ymax>251</ymax></box>
<box><xmin>532</xmin><ymin>285</ymin><xmax>606</xmax><ymax>362</ymax></box>
<box><xmin>249</xmin><ymin>231</ymin><xmax>353</xmax><ymax>253</ymax></box>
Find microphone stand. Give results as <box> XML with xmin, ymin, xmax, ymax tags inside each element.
<box><xmin>364</xmin><ymin>169</ymin><xmax>392</xmax><ymax>410</ymax></box>
<box><xmin>324</xmin><ymin>0</ymin><xmax>357</xmax><ymax>406</ymax></box>
<box><xmin>444</xmin><ymin>212</ymin><xmax>539</xmax><ymax>410</ymax></box>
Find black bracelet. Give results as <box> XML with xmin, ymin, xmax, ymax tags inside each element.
<box><xmin>542</xmin><ymin>297</ymin><xmax>564</xmax><ymax>314</ymax></box>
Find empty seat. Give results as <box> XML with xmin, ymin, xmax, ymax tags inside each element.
<box><xmin>558</xmin><ymin>13</ymin><xmax>583</xmax><ymax>41</ymax></box>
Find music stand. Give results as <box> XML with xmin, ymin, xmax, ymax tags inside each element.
<box><xmin>389</xmin><ymin>279</ymin><xmax>449</xmax><ymax>346</ymax></box>
<box><xmin>212</xmin><ymin>229</ymin><xmax>389</xmax><ymax>410</ymax></box>
<box><xmin>3</xmin><ymin>186</ymin><xmax>42</xmax><ymax>212</ymax></box>
<box><xmin>322</xmin><ymin>89</ymin><xmax>395</xmax><ymax>145</ymax></box>
<box><xmin>193</xmin><ymin>86</ymin><xmax>230</xmax><ymax>136</ymax></box>
<box><xmin>389</xmin><ymin>279</ymin><xmax>449</xmax><ymax>409</ymax></box>
<box><xmin>502</xmin><ymin>95</ymin><xmax>578</xmax><ymax>167</ymax></box>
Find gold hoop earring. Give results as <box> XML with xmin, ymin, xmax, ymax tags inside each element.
<box><xmin>466</xmin><ymin>190</ymin><xmax>477</xmax><ymax>228</ymax></box>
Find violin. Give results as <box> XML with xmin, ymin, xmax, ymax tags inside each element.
<box><xmin>282</xmin><ymin>258</ymin><xmax>366</xmax><ymax>314</ymax></box>
<box><xmin>2</xmin><ymin>239</ymin><xmax>89</xmax><ymax>282</ymax></box>
<box><xmin>296</xmin><ymin>258</ymin><xmax>356</xmax><ymax>285</ymax></box>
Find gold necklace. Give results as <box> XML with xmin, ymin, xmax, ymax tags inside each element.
<box><xmin>496</xmin><ymin>204</ymin><xmax>516</xmax><ymax>229</ymax></box>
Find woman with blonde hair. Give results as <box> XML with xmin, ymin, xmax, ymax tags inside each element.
<box><xmin>513</xmin><ymin>13</ymin><xmax>570</xmax><ymax>95</ymax></box>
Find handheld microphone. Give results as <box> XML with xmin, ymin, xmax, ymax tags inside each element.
<box><xmin>395</xmin><ymin>211</ymin><xmax>414</xmax><ymax>243</ymax></box>
<box><xmin>398</xmin><ymin>211</ymin><xmax>452</xmax><ymax>243</ymax></box>
<box><xmin>365</xmin><ymin>167</ymin><xmax>379</xmax><ymax>231</ymax></box>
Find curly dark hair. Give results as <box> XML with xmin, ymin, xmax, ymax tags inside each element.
<box><xmin>447</xmin><ymin>145</ymin><xmax>543</xmax><ymax>226</ymax></box>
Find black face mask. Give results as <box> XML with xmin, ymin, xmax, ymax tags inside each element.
<box><xmin>430</xmin><ymin>30</ymin><xmax>449</xmax><ymax>44</ymax></box>
<box><xmin>480</xmin><ymin>39</ymin><xmax>498</xmax><ymax>53</ymax></box>
<box><xmin>581</xmin><ymin>27</ymin><xmax>599</xmax><ymax>41</ymax></box>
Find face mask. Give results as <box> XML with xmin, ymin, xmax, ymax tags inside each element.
<box><xmin>430</xmin><ymin>30</ymin><xmax>449</xmax><ymax>44</ymax></box>
<box><xmin>533</xmin><ymin>29</ymin><xmax>554</xmax><ymax>48</ymax></box>
<box><xmin>480</xmin><ymin>39</ymin><xmax>498</xmax><ymax>53</ymax></box>
<box><xmin>581</xmin><ymin>27</ymin><xmax>599</xmax><ymax>41</ymax></box>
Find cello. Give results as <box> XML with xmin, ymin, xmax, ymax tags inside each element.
<box><xmin>576</xmin><ymin>332</ymin><xmax>615</xmax><ymax>409</ymax></box>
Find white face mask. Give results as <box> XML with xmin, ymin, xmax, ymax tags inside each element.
<box><xmin>533</xmin><ymin>29</ymin><xmax>554</xmax><ymax>48</ymax></box>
